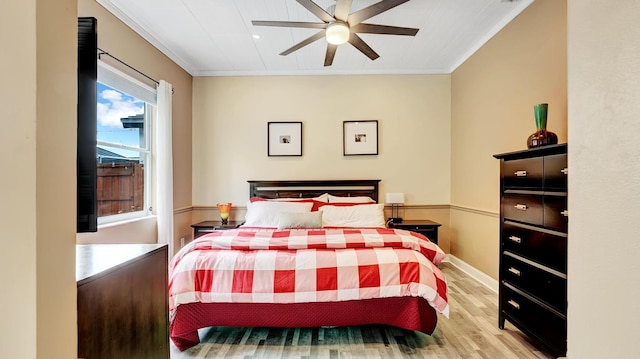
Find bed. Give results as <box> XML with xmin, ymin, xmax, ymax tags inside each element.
<box><xmin>169</xmin><ymin>180</ymin><xmax>449</xmax><ymax>351</ymax></box>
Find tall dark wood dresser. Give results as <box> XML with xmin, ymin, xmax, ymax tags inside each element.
<box><xmin>494</xmin><ymin>143</ymin><xmax>568</xmax><ymax>357</ymax></box>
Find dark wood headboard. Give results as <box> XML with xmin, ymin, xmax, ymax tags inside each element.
<box><xmin>248</xmin><ymin>180</ymin><xmax>381</xmax><ymax>203</ymax></box>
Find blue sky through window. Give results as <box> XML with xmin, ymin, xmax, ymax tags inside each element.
<box><xmin>97</xmin><ymin>82</ymin><xmax>144</xmax><ymax>158</ymax></box>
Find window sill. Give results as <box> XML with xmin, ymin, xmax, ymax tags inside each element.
<box><xmin>97</xmin><ymin>214</ymin><xmax>157</xmax><ymax>230</ymax></box>
<box><xmin>77</xmin><ymin>215</ymin><xmax>158</xmax><ymax>245</ymax></box>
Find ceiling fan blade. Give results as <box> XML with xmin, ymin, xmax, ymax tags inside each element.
<box><xmin>280</xmin><ymin>30</ymin><xmax>326</xmax><ymax>56</ymax></box>
<box><xmin>324</xmin><ymin>44</ymin><xmax>338</xmax><ymax>66</ymax></box>
<box><xmin>333</xmin><ymin>0</ymin><xmax>353</xmax><ymax>21</ymax></box>
<box><xmin>252</xmin><ymin>20</ymin><xmax>327</xmax><ymax>29</ymax></box>
<box><xmin>351</xmin><ymin>23</ymin><xmax>418</xmax><ymax>36</ymax></box>
<box><xmin>348</xmin><ymin>33</ymin><xmax>380</xmax><ymax>61</ymax></box>
<box><xmin>296</xmin><ymin>0</ymin><xmax>334</xmax><ymax>23</ymax></box>
<box><xmin>348</xmin><ymin>0</ymin><xmax>410</xmax><ymax>26</ymax></box>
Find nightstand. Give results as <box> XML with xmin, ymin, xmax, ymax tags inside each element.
<box><xmin>389</xmin><ymin>219</ymin><xmax>441</xmax><ymax>245</ymax></box>
<box><xmin>191</xmin><ymin>220</ymin><xmax>242</xmax><ymax>239</ymax></box>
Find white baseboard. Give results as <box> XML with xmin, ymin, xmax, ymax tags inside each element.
<box><xmin>444</xmin><ymin>255</ymin><xmax>499</xmax><ymax>293</ymax></box>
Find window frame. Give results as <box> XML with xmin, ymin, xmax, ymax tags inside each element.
<box><xmin>96</xmin><ymin>61</ymin><xmax>156</xmax><ymax>226</ymax></box>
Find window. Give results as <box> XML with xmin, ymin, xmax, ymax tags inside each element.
<box><xmin>96</xmin><ymin>62</ymin><xmax>156</xmax><ymax>224</ymax></box>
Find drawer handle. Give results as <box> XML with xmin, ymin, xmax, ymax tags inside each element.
<box><xmin>507</xmin><ymin>300</ymin><xmax>520</xmax><ymax>310</ymax></box>
<box><xmin>514</xmin><ymin>170</ymin><xmax>528</xmax><ymax>177</ymax></box>
<box><xmin>508</xmin><ymin>267</ymin><xmax>521</xmax><ymax>276</ymax></box>
<box><xmin>561</xmin><ymin>167</ymin><xmax>568</xmax><ymax>175</ymax></box>
<box><xmin>514</xmin><ymin>204</ymin><xmax>528</xmax><ymax>211</ymax></box>
<box><xmin>561</xmin><ymin>210</ymin><xmax>569</xmax><ymax>217</ymax></box>
<box><xmin>199</xmin><ymin>229</ymin><xmax>215</xmax><ymax>233</ymax></box>
<box><xmin>509</xmin><ymin>236</ymin><xmax>522</xmax><ymax>244</ymax></box>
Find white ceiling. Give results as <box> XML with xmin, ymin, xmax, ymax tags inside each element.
<box><xmin>97</xmin><ymin>0</ymin><xmax>533</xmax><ymax>76</ymax></box>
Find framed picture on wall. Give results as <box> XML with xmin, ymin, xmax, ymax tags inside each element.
<box><xmin>343</xmin><ymin>120</ymin><xmax>378</xmax><ymax>156</ymax></box>
<box><xmin>268</xmin><ymin>121</ymin><xmax>302</xmax><ymax>156</ymax></box>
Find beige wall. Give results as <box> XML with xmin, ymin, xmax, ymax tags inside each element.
<box><xmin>450</xmin><ymin>0</ymin><xmax>567</xmax><ymax>278</ymax></box>
<box><xmin>76</xmin><ymin>0</ymin><xmax>194</xmax><ymax>249</ymax></box>
<box><xmin>192</xmin><ymin>74</ymin><xmax>452</xmax><ymax>247</ymax></box>
<box><xmin>1</xmin><ymin>3</ymin><xmax>38</xmax><ymax>357</ymax></box>
<box><xmin>567</xmin><ymin>2</ymin><xmax>640</xmax><ymax>358</ymax></box>
<box><xmin>193</xmin><ymin>75</ymin><xmax>451</xmax><ymax>206</ymax></box>
<box><xmin>1</xmin><ymin>0</ymin><xmax>77</xmax><ymax>358</ymax></box>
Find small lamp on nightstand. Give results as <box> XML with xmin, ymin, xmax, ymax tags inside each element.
<box><xmin>216</xmin><ymin>202</ymin><xmax>232</xmax><ymax>225</ymax></box>
<box><xmin>385</xmin><ymin>193</ymin><xmax>405</xmax><ymax>224</ymax></box>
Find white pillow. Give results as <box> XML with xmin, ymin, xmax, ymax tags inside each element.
<box><xmin>327</xmin><ymin>194</ymin><xmax>375</xmax><ymax>203</ymax></box>
<box><xmin>319</xmin><ymin>203</ymin><xmax>385</xmax><ymax>228</ymax></box>
<box><xmin>277</xmin><ymin>211</ymin><xmax>323</xmax><ymax>229</ymax></box>
<box><xmin>244</xmin><ymin>201</ymin><xmax>313</xmax><ymax>227</ymax></box>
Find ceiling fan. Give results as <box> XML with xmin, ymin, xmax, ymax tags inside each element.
<box><xmin>252</xmin><ymin>0</ymin><xmax>419</xmax><ymax>66</ymax></box>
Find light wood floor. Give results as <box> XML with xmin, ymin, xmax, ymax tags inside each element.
<box><xmin>170</xmin><ymin>262</ymin><xmax>555</xmax><ymax>359</ymax></box>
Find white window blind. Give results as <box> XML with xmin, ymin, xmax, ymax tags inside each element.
<box><xmin>97</xmin><ymin>60</ymin><xmax>157</xmax><ymax>104</ymax></box>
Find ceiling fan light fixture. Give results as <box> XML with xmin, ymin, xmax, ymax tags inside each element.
<box><xmin>252</xmin><ymin>0</ymin><xmax>419</xmax><ymax>66</ymax></box>
<box><xmin>326</xmin><ymin>22</ymin><xmax>350</xmax><ymax>45</ymax></box>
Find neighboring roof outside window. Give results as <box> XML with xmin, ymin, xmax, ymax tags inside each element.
<box><xmin>97</xmin><ymin>146</ymin><xmax>139</xmax><ymax>164</ymax></box>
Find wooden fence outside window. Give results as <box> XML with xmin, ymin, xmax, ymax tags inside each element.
<box><xmin>97</xmin><ymin>163</ymin><xmax>144</xmax><ymax>217</ymax></box>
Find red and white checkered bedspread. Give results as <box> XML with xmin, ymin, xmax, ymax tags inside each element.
<box><xmin>169</xmin><ymin>227</ymin><xmax>449</xmax><ymax>320</ymax></box>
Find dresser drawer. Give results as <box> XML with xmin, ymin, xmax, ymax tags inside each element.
<box><xmin>503</xmin><ymin>157</ymin><xmax>543</xmax><ymax>189</ymax></box>
<box><xmin>502</xmin><ymin>194</ymin><xmax>543</xmax><ymax>226</ymax></box>
<box><xmin>407</xmin><ymin>227</ymin><xmax>438</xmax><ymax>244</ymax></box>
<box><xmin>502</xmin><ymin>254</ymin><xmax>566</xmax><ymax>313</ymax></box>
<box><xmin>390</xmin><ymin>221</ymin><xmax>441</xmax><ymax>245</ymax></box>
<box><xmin>501</xmin><ymin>285</ymin><xmax>567</xmax><ymax>355</ymax></box>
<box><xmin>543</xmin><ymin>153</ymin><xmax>568</xmax><ymax>191</ymax></box>
<box><xmin>544</xmin><ymin>196</ymin><xmax>568</xmax><ymax>232</ymax></box>
<box><xmin>503</xmin><ymin>222</ymin><xmax>566</xmax><ymax>272</ymax></box>
<box><xmin>400</xmin><ymin>224</ymin><xmax>435</xmax><ymax>231</ymax></box>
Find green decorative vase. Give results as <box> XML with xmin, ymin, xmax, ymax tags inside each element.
<box><xmin>527</xmin><ymin>103</ymin><xmax>558</xmax><ymax>148</ymax></box>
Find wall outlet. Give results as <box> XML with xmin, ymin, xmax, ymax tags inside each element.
<box><xmin>180</xmin><ymin>237</ymin><xmax>185</xmax><ymax>247</ymax></box>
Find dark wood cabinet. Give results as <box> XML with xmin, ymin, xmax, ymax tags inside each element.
<box><xmin>388</xmin><ymin>219</ymin><xmax>441</xmax><ymax>245</ymax></box>
<box><xmin>191</xmin><ymin>220</ymin><xmax>242</xmax><ymax>238</ymax></box>
<box><xmin>494</xmin><ymin>144</ymin><xmax>567</xmax><ymax>358</ymax></box>
<box><xmin>76</xmin><ymin>244</ymin><xmax>169</xmax><ymax>359</ymax></box>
